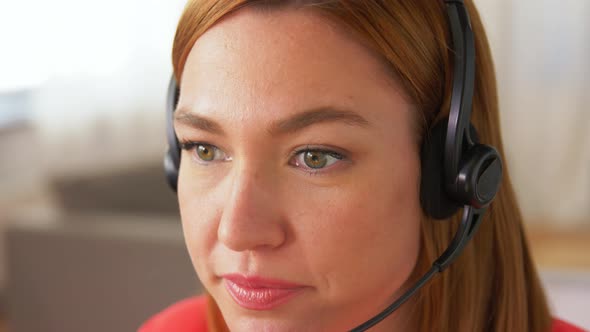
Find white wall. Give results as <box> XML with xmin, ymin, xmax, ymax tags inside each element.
<box><xmin>477</xmin><ymin>0</ymin><xmax>590</xmax><ymax>225</ymax></box>
<box><xmin>0</xmin><ymin>0</ymin><xmax>186</xmax><ymax>177</ymax></box>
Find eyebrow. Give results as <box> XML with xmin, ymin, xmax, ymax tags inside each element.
<box><xmin>174</xmin><ymin>109</ymin><xmax>225</xmax><ymax>135</ymax></box>
<box><xmin>174</xmin><ymin>106</ymin><xmax>371</xmax><ymax>136</ymax></box>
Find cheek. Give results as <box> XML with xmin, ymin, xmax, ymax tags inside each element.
<box><xmin>294</xmin><ymin>159</ymin><xmax>422</xmax><ymax>301</ymax></box>
<box><xmin>177</xmin><ymin>166</ymin><xmax>221</xmax><ymax>283</ymax></box>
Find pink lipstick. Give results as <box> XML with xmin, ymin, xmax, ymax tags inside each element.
<box><xmin>223</xmin><ymin>274</ymin><xmax>306</xmax><ymax>310</ymax></box>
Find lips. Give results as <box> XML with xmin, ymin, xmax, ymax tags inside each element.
<box><xmin>222</xmin><ymin>274</ymin><xmax>307</xmax><ymax>310</ymax></box>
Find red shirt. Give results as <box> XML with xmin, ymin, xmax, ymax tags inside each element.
<box><xmin>138</xmin><ymin>296</ymin><xmax>586</xmax><ymax>332</ymax></box>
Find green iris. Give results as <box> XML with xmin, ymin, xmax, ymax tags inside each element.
<box><xmin>304</xmin><ymin>151</ymin><xmax>328</xmax><ymax>169</ymax></box>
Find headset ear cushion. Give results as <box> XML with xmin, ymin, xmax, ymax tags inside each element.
<box><xmin>164</xmin><ymin>75</ymin><xmax>181</xmax><ymax>193</ymax></box>
<box><xmin>164</xmin><ymin>149</ymin><xmax>179</xmax><ymax>193</ymax></box>
<box><xmin>420</xmin><ymin>121</ymin><xmax>462</xmax><ymax>219</ymax></box>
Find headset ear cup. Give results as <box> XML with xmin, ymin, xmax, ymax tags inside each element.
<box><xmin>164</xmin><ymin>75</ymin><xmax>181</xmax><ymax>192</ymax></box>
<box><xmin>164</xmin><ymin>149</ymin><xmax>179</xmax><ymax>193</ymax></box>
<box><xmin>420</xmin><ymin>121</ymin><xmax>462</xmax><ymax>219</ymax></box>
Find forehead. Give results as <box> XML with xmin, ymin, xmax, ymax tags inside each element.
<box><xmin>179</xmin><ymin>7</ymin><xmax>409</xmax><ymax>126</ymax></box>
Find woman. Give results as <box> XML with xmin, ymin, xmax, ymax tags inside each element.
<box><xmin>141</xmin><ymin>0</ymin><xmax>584</xmax><ymax>331</ymax></box>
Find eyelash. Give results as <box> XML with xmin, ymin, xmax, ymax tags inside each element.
<box><xmin>178</xmin><ymin>140</ymin><xmax>347</xmax><ymax>175</ymax></box>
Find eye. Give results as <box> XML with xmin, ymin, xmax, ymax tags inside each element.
<box><xmin>290</xmin><ymin>148</ymin><xmax>345</xmax><ymax>171</ymax></box>
<box><xmin>179</xmin><ymin>141</ymin><xmax>230</xmax><ymax>164</ymax></box>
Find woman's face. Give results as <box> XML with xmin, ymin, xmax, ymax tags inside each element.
<box><xmin>176</xmin><ymin>7</ymin><xmax>422</xmax><ymax>332</ymax></box>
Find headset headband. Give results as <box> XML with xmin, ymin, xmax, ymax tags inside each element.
<box><xmin>444</xmin><ymin>0</ymin><xmax>477</xmax><ymax>199</ymax></box>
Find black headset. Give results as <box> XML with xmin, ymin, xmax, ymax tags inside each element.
<box><xmin>163</xmin><ymin>0</ymin><xmax>502</xmax><ymax>330</ymax></box>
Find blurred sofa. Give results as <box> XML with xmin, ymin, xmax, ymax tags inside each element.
<box><xmin>5</xmin><ymin>164</ymin><xmax>202</xmax><ymax>332</ymax></box>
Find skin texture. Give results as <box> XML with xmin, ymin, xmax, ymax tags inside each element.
<box><xmin>175</xmin><ymin>7</ymin><xmax>422</xmax><ymax>332</ymax></box>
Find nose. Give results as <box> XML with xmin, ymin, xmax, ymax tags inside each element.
<box><xmin>217</xmin><ymin>165</ymin><xmax>287</xmax><ymax>252</ymax></box>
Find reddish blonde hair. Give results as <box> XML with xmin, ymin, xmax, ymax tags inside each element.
<box><xmin>172</xmin><ymin>1</ymin><xmax>552</xmax><ymax>331</ymax></box>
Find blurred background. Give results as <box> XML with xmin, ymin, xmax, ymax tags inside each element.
<box><xmin>0</xmin><ymin>0</ymin><xmax>588</xmax><ymax>331</ymax></box>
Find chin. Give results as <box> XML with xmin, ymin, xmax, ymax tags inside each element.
<box><xmin>226</xmin><ymin>315</ymin><xmax>312</xmax><ymax>332</ymax></box>
<box><xmin>222</xmin><ymin>307</ymin><xmax>360</xmax><ymax>332</ymax></box>
<box><xmin>218</xmin><ymin>302</ymin><xmax>341</xmax><ymax>332</ymax></box>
